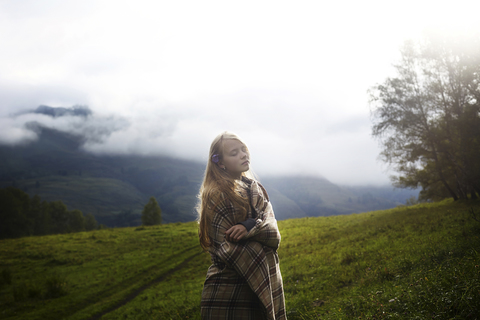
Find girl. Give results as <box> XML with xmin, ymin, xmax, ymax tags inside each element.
<box><xmin>197</xmin><ymin>131</ymin><xmax>286</xmax><ymax>320</ymax></box>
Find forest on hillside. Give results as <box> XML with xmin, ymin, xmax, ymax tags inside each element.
<box><xmin>0</xmin><ymin>187</ymin><xmax>98</xmax><ymax>239</ymax></box>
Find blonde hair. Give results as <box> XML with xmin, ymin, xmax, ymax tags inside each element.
<box><xmin>197</xmin><ymin>131</ymin><xmax>255</xmax><ymax>250</ymax></box>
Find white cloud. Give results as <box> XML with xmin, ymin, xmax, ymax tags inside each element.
<box><xmin>0</xmin><ymin>117</ymin><xmax>38</xmax><ymax>145</ymax></box>
<box><xmin>1</xmin><ymin>0</ymin><xmax>479</xmax><ymax>185</ymax></box>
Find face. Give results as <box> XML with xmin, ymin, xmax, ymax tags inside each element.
<box><xmin>219</xmin><ymin>139</ymin><xmax>250</xmax><ymax>179</ymax></box>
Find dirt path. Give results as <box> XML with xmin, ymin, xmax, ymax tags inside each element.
<box><xmin>87</xmin><ymin>251</ymin><xmax>203</xmax><ymax>320</ymax></box>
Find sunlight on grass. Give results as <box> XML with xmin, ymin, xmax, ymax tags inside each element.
<box><xmin>0</xmin><ymin>200</ymin><xmax>479</xmax><ymax>319</ymax></box>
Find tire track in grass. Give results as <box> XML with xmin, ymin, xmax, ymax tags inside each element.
<box><xmin>87</xmin><ymin>250</ymin><xmax>203</xmax><ymax>320</ymax></box>
<box><xmin>36</xmin><ymin>245</ymin><xmax>200</xmax><ymax>320</ymax></box>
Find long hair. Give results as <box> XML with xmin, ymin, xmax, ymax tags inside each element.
<box><xmin>197</xmin><ymin>131</ymin><xmax>255</xmax><ymax>250</ymax></box>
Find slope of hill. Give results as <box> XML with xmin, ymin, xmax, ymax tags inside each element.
<box><xmin>263</xmin><ymin>176</ymin><xmax>418</xmax><ymax>217</ymax></box>
<box><xmin>0</xmin><ymin>200</ymin><xmax>478</xmax><ymax>319</ymax></box>
<box><xmin>0</xmin><ymin>125</ymin><xmax>205</xmax><ymax>224</ymax></box>
<box><xmin>1</xmin><ymin>108</ymin><xmax>418</xmax><ymax>226</ymax></box>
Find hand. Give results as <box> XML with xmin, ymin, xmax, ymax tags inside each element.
<box><xmin>225</xmin><ymin>224</ymin><xmax>247</xmax><ymax>242</ymax></box>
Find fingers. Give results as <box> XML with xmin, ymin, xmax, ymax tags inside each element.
<box><xmin>225</xmin><ymin>225</ymin><xmax>247</xmax><ymax>242</ymax></box>
<box><xmin>225</xmin><ymin>227</ymin><xmax>235</xmax><ymax>241</ymax></box>
<box><xmin>231</xmin><ymin>229</ymin><xmax>244</xmax><ymax>241</ymax></box>
<box><xmin>226</xmin><ymin>228</ymin><xmax>238</xmax><ymax>242</ymax></box>
<box><xmin>235</xmin><ymin>229</ymin><xmax>247</xmax><ymax>241</ymax></box>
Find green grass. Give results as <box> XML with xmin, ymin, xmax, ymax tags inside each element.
<box><xmin>0</xmin><ymin>223</ymin><xmax>202</xmax><ymax>320</ymax></box>
<box><xmin>279</xmin><ymin>199</ymin><xmax>480</xmax><ymax>319</ymax></box>
<box><xmin>0</xmin><ymin>199</ymin><xmax>479</xmax><ymax>319</ymax></box>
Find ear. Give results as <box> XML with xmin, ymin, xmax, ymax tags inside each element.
<box><xmin>218</xmin><ymin>161</ymin><xmax>226</xmax><ymax>170</ymax></box>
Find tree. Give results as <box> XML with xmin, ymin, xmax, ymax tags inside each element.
<box><xmin>0</xmin><ymin>187</ymin><xmax>96</xmax><ymax>238</ymax></box>
<box><xmin>38</xmin><ymin>200</ymin><xmax>53</xmax><ymax>235</ymax></box>
<box><xmin>29</xmin><ymin>194</ymin><xmax>43</xmax><ymax>235</ymax></box>
<box><xmin>0</xmin><ymin>187</ymin><xmax>29</xmax><ymax>239</ymax></box>
<box><xmin>141</xmin><ymin>197</ymin><xmax>162</xmax><ymax>226</ymax></box>
<box><xmin>36</xmin><ymin>200</ymin><xmax>52</xmax><ymax>236</ymax></box>
<box><xmin>69</xmin><ymin>209</ymin><xmax>86</xmax><ymax>232</ymax></box>
<box><xmin>85</xmin><ymin>213</ymin><xmax>97</xmax><ymax>231</ymax></box>
<box><xmin>370</xmin><ymin>32</ymin><xmax>480</xmax><ymax>201</ymax></box>
<box><xmin>49</xmin><ymin>201</ymin><xmax>69</xmax><ymax>233</ymax></box>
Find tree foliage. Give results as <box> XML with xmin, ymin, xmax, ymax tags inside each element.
<box><xmin>370</xmin><ymin>32</ymin><xmax>480</xmax><ymax>201</ymax></box>
<box><xmin>0</xmin><ymin>187</ymin><xmax>98</xmax><ymax>239</ymax></box>
<box><xmin>84</xmin><ymin>213</ymin><xmax>98</xmax><ymax>231</ymax></box>
<box><xmin>141</xmin><ymin>196</ymin><xmax>162</xmax><ymax>226</ymax></box>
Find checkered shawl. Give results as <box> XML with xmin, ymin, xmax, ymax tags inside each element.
<box><xmin>201</xmin><ymin>177</ymin><xmax>286</xmax><ymax>320</ymax></box>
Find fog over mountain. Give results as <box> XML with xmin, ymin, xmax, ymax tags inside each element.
<box><xmin>1</xmin><ymin>103</ymin><xmax>386</xmax><ymax>185</ymax></box>
<box><xmin>0</xmin><ymin>118</ymin><xmax>418</xmax><ymax>226</ymax></box>
<box><xmin>1</xmin><ymin>105</ymin><xmax>129</xmax><ymax>148</ymax></box>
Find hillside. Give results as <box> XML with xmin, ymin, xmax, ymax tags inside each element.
<box><xmin>0</xmin><ymin>200</ymin><xmax>478</xmax><ymax>319</ymax></box>
<box><xmin>262</xmin><ymin>176</ymin><xmax>416</xmax><ymax>218</ymax></box>
<box><xmin>0</xmin><ymin>111</ymin><xmax>418</xmax><ymax>226</ymax></box>
<box><xmin>0</xmin><ymin>125</ymin><xmax>205</xmax><ymax>224</ymax></box>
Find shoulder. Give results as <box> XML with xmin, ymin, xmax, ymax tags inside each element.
<box><xmin>240</xmin><ymin>176</ymin><xmax>270</xmax><ymax>201</ymax></box>
<box><xmin>256</xmin><ymin>181</ymin><xmax>270</xmax><ymax>202</ymax></box>
<box><xmin>248</xmin><ymin>179</ymin><xmax>270</xmax><ymax>203</ymax></box>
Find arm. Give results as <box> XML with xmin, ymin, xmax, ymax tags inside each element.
<box><xmin>243</xmin><ymin>181</ymin><xmax>281</xmax><ymax>249</ymax></box>
<box><xmin>225</xmin><ymin>209</ymin><xmax>280</xmax><ymax>249</ymax></box>
<box><xmin>208</xmin><ymin>186</ymin><xmax>279</xmax><ymax>263</ymax></box>
<box><xmin>207</xmin><ymin>194</ymin><xmax>257</xmax><ymax>265</ymax></box>
<box><xmin>225</xmin><ymin>224</ymin><xmax>248</xmax><ymax>242</ymax></box>
<box><xmin>243</xmin><ymin>204</ymin><xmax>281</xmax><ymax>249</ymax></box>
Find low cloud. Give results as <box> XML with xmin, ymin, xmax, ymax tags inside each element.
<box><xmin>0</xmin><ymin>88</ymin><xmax>389</xmax><ymax>186</ymax></box>
<box><xmin>0</xmin><ymin>105</ymin><xmax>129</xmax><ymax>147</ymax></box>
<box><xmin>0</xmin><ymin>117</ymin><xmax>38</xmax><ymax>146</ymax></box>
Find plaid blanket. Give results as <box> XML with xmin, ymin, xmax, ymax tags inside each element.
<box><xmin>201</xmin><ymin>177</ymin><xmax>286</xmax><ymax>320</ymax></box>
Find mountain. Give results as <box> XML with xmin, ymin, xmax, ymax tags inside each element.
<box><xmin>262</xmin><ymin>176</ymin><xmax>418</xmax><ymax>218</ymax></box>
<box><xmin>0</xmin><ymin>107</ymin><xmax>418</xmax><ymax>226</ymax></box>
<box><xmin>0</xmin><ymin>125</ymin><xmax>204</xmax><ymax>225</ymax></box>
<box><xmin>32</xmin><ymin>105</ymin><xmax>93</xmax><ymax>118</ymax></box>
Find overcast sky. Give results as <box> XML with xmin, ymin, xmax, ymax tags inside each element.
<box><xmin>1</xmin><ymin>0</ymin><xmax>478</xmax><ymax>185</ymax></box>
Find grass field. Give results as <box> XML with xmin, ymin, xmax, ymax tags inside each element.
<box><xmin>1</xmin><ymin>199</ymin><xmax>479</xmax><ymax>319</ymax></box>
